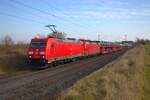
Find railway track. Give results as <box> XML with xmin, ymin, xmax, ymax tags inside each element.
<box><xmin>0</xmin><ymin>49</ymin><xmax>128</xmax><ymax>100</ymax></box>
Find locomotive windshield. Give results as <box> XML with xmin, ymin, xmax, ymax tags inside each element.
<box><xmin>30</xmin><ymin>42</ymin><xmax>46</xmax><ymax>48</ymax></box>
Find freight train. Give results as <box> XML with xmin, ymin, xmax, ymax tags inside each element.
<box><xmin>27</xmin><ymin>37</ymin><xmax>128</xmax><ymax>68</ymax></box>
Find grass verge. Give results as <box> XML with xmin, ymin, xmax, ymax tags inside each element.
<box><xmin>144</xmin><ymin>43</ymin><xmax>150</xmax><ymax>100</ymax></box>
<box><xmin>0</xmin><ymin>45</ymin><xmax>28</xmax><ymax>74</ymax></box>
<box><xmin>61</xmin><ymin>45</ymin><xmax>144</xmax><ymax>100</ymax></box>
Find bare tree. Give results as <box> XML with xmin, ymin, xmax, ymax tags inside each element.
<box><xmin>2</xmin><ymin>35</ymin><xmax>14</xmax><ymax>46</ymax></box>
<box><xmin>136</xmin><ymin>37</ymin><xmax>150</xmax><ymax>44</ymax></box>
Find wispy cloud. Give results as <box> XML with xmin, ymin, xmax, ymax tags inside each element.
<box><xmin>101</xmin><ymin>0</ymin><xmax>129</xmax><ymax>6</ymax></box>
<box><xmin>53</xmin><ymin>7</ymin><xmax>150</xmax><ymax>21</ymax></box>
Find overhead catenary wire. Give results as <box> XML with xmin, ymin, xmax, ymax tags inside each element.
<box><xmin>2</xmin><ymin>2</ymin><xmax>84</xmax><ymax>34</ymax></box>
<box><xmin>10</xmin><ymin>0</ymin><xmax>56</xmax><ymax>17</ymax></box>
<box><xmin>0</xmin><ymin>11</ymin><xmax>76</xmax><ymax>34</ymax></box>
<box><xmin>41</xmin><ymin>0</ymin><xmax>89</xmax><ymax>29</ymax></box>
<box><xmin>6</xmin><ymin>2</ymin><xmax>46</xmax><ymax>19</ymax></box>
<box><xmin>0</xmin><ymin>11</ymin><xmax>45</xmax><ymax>24</ymax></box>
<box><xmin>10</xmin><ymin>0</ymin><xmax>88</xmax><ymax>30</ymax></box>
<box><xmin>9</xmin><ymin>0</ymin><xmax>88</xmax><ymax>34</ymax></box>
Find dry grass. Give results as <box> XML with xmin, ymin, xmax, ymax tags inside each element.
<box><xmin>144</xmin><ymin>43</ymin><xmax>150</xmax><ymax>100</ymax></box>
<box><xmin>0</xmin><ymin>44</ymin><xmax>28</xmax><ymax>74</ymax></box>
<box><xmin>62</xmin><ymin>45</ymin><xmax>144</xmax><ymax>100</ymax></box>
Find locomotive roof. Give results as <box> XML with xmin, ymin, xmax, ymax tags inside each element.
<box><xmin>67</xmin><ymin>38</ymin><xmax>76</xmax><ymax>40</ymax></box>
<box><xmin>31</xmin><ymin>38</ymin><xmax>48</xmax><ymax>42</ymax></box>
<box><xmin>31</xmin><ymin>38</ymin><xmax>122</xmax><ymax>46</ymax></box>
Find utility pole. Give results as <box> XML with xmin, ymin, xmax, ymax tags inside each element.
<box><xmin>124</xmin><ymin>34</ymin><xmax>127</xmax><ymax>41</ymax></box>
<box><xmin>98</xmin><ymin>34</ymin><xmax>100</xmax><ymax>41</ymax></box>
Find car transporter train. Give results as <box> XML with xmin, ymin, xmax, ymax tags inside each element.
<box><xmin>27</xmin><ymin>37</ymin><xmax>131</xmax><ymax>68</ymax></box>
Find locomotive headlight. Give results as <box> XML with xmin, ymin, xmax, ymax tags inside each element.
<box><xmin>40</xmin><ymin>51</ymin><xmax>45</xmax><ymax>55</ymax></box>
<box><xmin>28</xmin><ymin>51</ymin><xmax>34</xmax><ymax>55</ymax></box>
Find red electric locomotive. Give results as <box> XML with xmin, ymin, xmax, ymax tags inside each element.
<box><xmin>27</xmin><ymin>37</ymin><xmax>102</xmax><ymax>66</ymax></box>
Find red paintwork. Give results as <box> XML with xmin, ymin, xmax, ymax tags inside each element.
<box><xmin>45</xmin><ymin>38</ymin><xmax>84</xmax><ymax>63</ymax></box>
<box><xmin>27</xmin><ymin>37</ymin><xmax>127</xmax><ymax>64</ymax></box>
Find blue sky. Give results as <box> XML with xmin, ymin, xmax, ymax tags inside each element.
<box><xmin>0</xmin><ymin>0</ymin><xmax>150</xmax><ymax>42</ymax></box>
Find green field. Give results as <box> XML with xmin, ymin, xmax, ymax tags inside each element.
<box><xmin>144</xmin><ymin>43</ymin><xmax>150</xmax><ymax>100</ymax></box>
